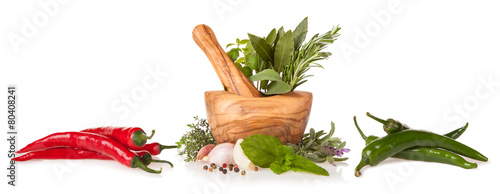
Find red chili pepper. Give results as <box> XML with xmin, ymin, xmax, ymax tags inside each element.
<box><xmin>12</xmin><ymin>148</ymin><xmax>109</xmax><ymax>161</ymax></box>
<box><xmin>13</xmin><ymin>148</ymin><xmax>174</xmax><ymax>168</ymax></box>
<box><xmin>17</xmin><ymin>132</ymin><xmax>162</xmax><ymax>173</ymax></box>
<box><xmin>81</xmin><ymin>127</ymin><xmax>154</xmax><ymax>149</ymax></box>
<box><xmin>132</xmin><ymin>142</ymin><xmax>177</xmax><ymax>155</ymax></box>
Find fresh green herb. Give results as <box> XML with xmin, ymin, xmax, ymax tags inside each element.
<box><xmin>288</xmin><ymin>122</ymin><xmax>350</xmax><ymax>165</ymax></box>
<box><xmin>176</xmin><ymin>116</ymin><xmax>216</xmax><ymax>162</ymax></box>
<box><xmin>226</xmin><ymin>17</ymin><xmax>341</xmax><ymax>95</ymax></box>
<box><xmin>240</xmin><ymin>134</ymin><xmax>329</xmax><ymax>176</ymax></box>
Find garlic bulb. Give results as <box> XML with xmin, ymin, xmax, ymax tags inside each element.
<box><xmin>207</xmin><ymin>143</ymin><xmax>235</xmax><ymax>165</ymax></box>
<box><xmin>197</xmin><ymin>144</ymin><xmax>215</xmax><ymax>162</ymax></box>
<box><xmin>233</xmin><ymin>139</ymin><xmax>255</xmax><ymax>170</ymax></box>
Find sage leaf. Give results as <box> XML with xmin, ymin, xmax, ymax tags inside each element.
<box><xmin>274</xmin><ymin>30</ymin><xmax>294</xmax><ymax>73</ymax></box>
<box><xmin>293</xmin><ymin>17</ymin><xmax>308</xmax><ymax>50</ymax></box>
<box><xmin>248</xmin><ymin>33</ymin><xmax>274</xmax><ymax>63</ymax></box>
<box><xmin>248</xmin><ymin>69</ymin><xmax>282</xmax><ymax>82</ymax></box>
<box><xmin>265</xmin><ymin>28</ymin><xmax>277</xmax><ymax>44</ymax></box>
<box><xmin>264</xmin><ymin>80</ymin><xmax>291</xmax><ymax>95</ymax></box>
<box><xmin>291</xmin><ymin>155</ymin><xmax>329</xmax><ymax>176</ymax></box>
<box><xmin>240</xmin><ymin>134</ymin><xmax>282</xmax><ymax>168</ymax></box>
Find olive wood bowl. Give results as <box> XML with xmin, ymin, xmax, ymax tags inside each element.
<box><xmin>205</xmin><ymin>90</ymin><xmax>312</xmax><ymax>144</ymax></box>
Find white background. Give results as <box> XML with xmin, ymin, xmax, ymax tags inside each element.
<box><xmin>1</xmin><ymin>0</ymin><xmax>499</xmax><ymax>193</ymax></box>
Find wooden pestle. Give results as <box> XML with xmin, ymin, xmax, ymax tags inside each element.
<box><xmin>193</xmin><ymin>24</ymin><xmax>262</xmax><ymax>98</ymax></box>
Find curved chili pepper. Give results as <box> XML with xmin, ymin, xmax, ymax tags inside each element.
<box><xmin>366</xmin><ymin>112</ymin><xmax>410</xmax><ymax>133</ymax></box>
<box><xmin>354</xmin><ymin>130</ymin><xmax>488</xmax><ymax>177</ymax></box>
<box><xmin>12</xmin><ymin>148</ymin><xmax>110</xmax><ymax>161</ymax></box>
<box><xmin>135</xmin><ymin>151</ymin><xmax>173</xmax><ymax>167</ymax></box>
<box><xmin>354</xmin><ymin>117</ymin><xmax>476</xmax><ymax>169</ymax></box>
<box><xmin>132</xmin><ymin>142</ymin><xmax>177</xmax><ymax>155</ymax></box>
<box><xmin>17</xmin><ymin>132</ymin><xmax>162</xmax><ymax>174</ymax></box>
<box><xmin>81</xmin><ymin>127</ymin><xmax>155</xmax><ymax>149</ymax></box>
<box><xmin>13</xmin><ymin>148</ymin><xmax>174</xmax><ymax>168</ymax></box>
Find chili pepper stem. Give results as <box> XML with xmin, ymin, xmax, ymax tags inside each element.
<box><xmin>151</xmin><ymin>159</ymin><xmax>174</xmax><ymax>168</ymax></box>
<box><xmin>366</xmin><ymin>112</ymin><xmax>388</xmax><ymax>125</ymax></box>
<box><xmin>353</xmin><ymin>116</ymin><xmax>367</xmax><ymax>140</ymax></box>
<box><xmin>131</xmin><ymin>156</ymin><xmax>162</xmax><ymax>174</ymax></box>
<box><xmin>355</xmin><ymin>157</ymin><xmax>369</xmax><ymax>177</ymax></box>
<box><xmin>147</xmin><ymin>130</ymin><xmax>155</xmax><ymax>139</ymax></box>
<box><xmin>159</xmin><ymin>144</ymin><xmax>178</xmax><ymax>152</ymax></box>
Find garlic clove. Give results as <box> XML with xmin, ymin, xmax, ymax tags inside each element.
<box><xmin>233</xmin><ymin>139</ymin><xmax>255</xmax><ymax>170</ymax></box>
<box><xmin>197</xmin><ymin>144</ymin><xmax>216</xmax><ymax>162</ymax></box>
<box><xmin>207</xmin><ymin>143</ymin><xmax>235</xmax><ymax>165</ymax></box>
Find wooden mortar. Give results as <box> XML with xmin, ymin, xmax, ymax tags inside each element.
<box><xmin>193</xmin><ymin>24</ymin><xmax>312</xmax><ymax>144</ymax></box>
<box><xmin>205</xmin><ymin>90</ymin><xmax>312</xmax><ymax>144</ymax></box>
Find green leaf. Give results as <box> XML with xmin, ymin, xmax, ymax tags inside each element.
<box><xmin>248</xmin><ymin>69</ymin><xmax>282</xmax><ymax>82</ymax></box>
<box><xmin>274</xmin><ymin>26</ymin><xmax>285</xmax><ymax>47</ymax></box>
<box><xmin>274</xmin><ymin>30</ymin><xmax>294</xmax><ymax>73</ymax></box>
<box><xmin>291</xmin><ymin>155</ymin><xmax>329</xmax><ymax>176</ymax></box>
<box><xmin>226</xmin><ymin>43</ymin><xmax>235</xmax><ymax>48</ymax></box>
<box><xmin>241</xmin><ymin>66</ymin><xmax>253</xmax><ymax>78</ymax></box>
<box><xmin>294</xmin><ymin>31</ymin><xmax>307</xmax><ymax>50</ymax></box>
<box><xmin>293</xmin><ymin>17</ymin><xmax>308</xmax><ymax>50</ymax></box>
<box><xmin>269</xmin><ymin>145</ymin><xmax>295</xmax><ymax>174</ymax></box>
<box><xmin>248</xmin><ymin>33</ymin><xmax>274</xmax><ymax>63</ymax></box>
<box><xmin>265</xmin><ymin>28</ymin><xmax>277</xmax><ymax>44</ymax></box>
<box><xmin>264</xmin><ymin>81</ymin><xmax>291</xmax><ymax>95</ymax></box>
<box><xmin>227</xmin><ymin>48</ymin><xmax>239</xmax><ymax>62</ymax></box>
<box><xmin>236</xmin><ymin>57</ymin><xmax>244</xmax><ymax>64</ymax></box>
<box><xmin>240</xmin><ymin>134</ymin><xmax>282</xmax><ymax>168</ymax></box>
<box><xmin>247</xmin><ymin>53</ymin><xmax>259</xmax><ymax>70</ymax></box>
<box><xmin>239</xmin><ymin>39</ymin><xmax>249</xmax><ymax>45</ymax></box>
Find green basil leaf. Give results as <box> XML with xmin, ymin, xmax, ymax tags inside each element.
<box><xmin>293</xmin><ymin>17</ymin><xmax>308</xmax><ymax>50</ymax></box>
<box><xmin>240</xmin><ymin>134</ymin><xmax>282</xmax><ymax>168</ymax></box>
<box><xmin>274</xmin><ymin>30</ymin><xmax>294</xmax><ymax>73</ymax></box>
<box><xmin>236</xmin><ymin>57</ymin><xmax>244</xmax><ymax>64</ymax></box>
<box><xmin>226</xmin><ymin>43</ymin><xmax>235</xmax><ymax>48</ymax></box>
<box><xmin>227</xmin><ymin>48</ymin><xmax>239</xmax><ymax>62</ymax></box>
<box><xmin>248</xmin><ymin>69</ymin><xmax>282</xmax><ymax>82</ymax></box>
<box><xmin>291</xmin><ymin>155</ymin><xmax>329</xmax><ymax>176</ymax></box>
<box><xmin>248</xmin><ymin>33</ymin><xmax>274</xmax><ymax>63</ymax></box>
<box><xmin>269</xmin><ymin>145</ymin><xmax>295</xmax><ymax>174</ymax></box>
<box><xmin>247</xmin><ymin>53</ymin><xmax>259</xmax><ymax>70</ymax></box>
<box><xmin>265</xmin><ymin>28</ymin><xmax>277</xmax><ymax>44</ymax></box>
<box><xmin>264</xmin><ymin>81</ymin><xmax>291</xmax><ymax>95</ymax></box>
<box><xmin>241</xmin><ymin>66</ymin><xmax>253</xmax><ymax>78</ymax></box>
<box><xmin>239</xmin><ymin>39</ymin><xmax>249</xmax><ymax>45</ymax></box>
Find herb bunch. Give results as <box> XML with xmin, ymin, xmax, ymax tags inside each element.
<box><xmin>288</xmin><ymin>122</ymin><xmax>349</xmax><ymax>165</ymax></box>
<box><xmin>226</xmin><ymin>17</ymin><xmax>341</xmax><ymax>95</ymax></box>
<box><xmin>176</xmin><ymin>116</ymin><xmax>216</xmax><ymax>162</ymax></box>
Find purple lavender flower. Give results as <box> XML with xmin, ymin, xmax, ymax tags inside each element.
<box><xmin>319</xmin><ymin>146</ymin><xmax>350</xmax><ymax>157</ymax></box>
<box><xmin>333</xmin><ymin>148</ymin><xmax>350</xmax><ymax>157</ymax></box>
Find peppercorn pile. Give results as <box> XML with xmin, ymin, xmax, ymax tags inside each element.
<box><xmin>353</xmin><ymin>113</ymin><xmax>488</xmax><ymax>177</ymax></box>
<box><xmin>14</xmin><ymin>127</ymin><xmax>177</xmax><ymax>174</ymax></box>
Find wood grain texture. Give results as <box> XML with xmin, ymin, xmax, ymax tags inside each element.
<box><xmin>205</xmin><ymin>90</ymin><xmax>313</xmax><ymax>144</ymax></box>
<box><xmin>193</xmin><ymin>24</ymin><xmax>262</xmax><ymax>98</ymax></box>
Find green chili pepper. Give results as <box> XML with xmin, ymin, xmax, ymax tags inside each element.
<box><xmin>354</xmin><ymin>129</ymin><xmax>487</xmax><ymax>177</ymax></box>
<box><xmin>366</xmin><ymin>112</ymin><xmax>410</xmax><ymax>134</ymax></box>
<box><xmin>354</xmin><ymin>117</ymin><xmax>476</xmax><ymax>170</ymax></box>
